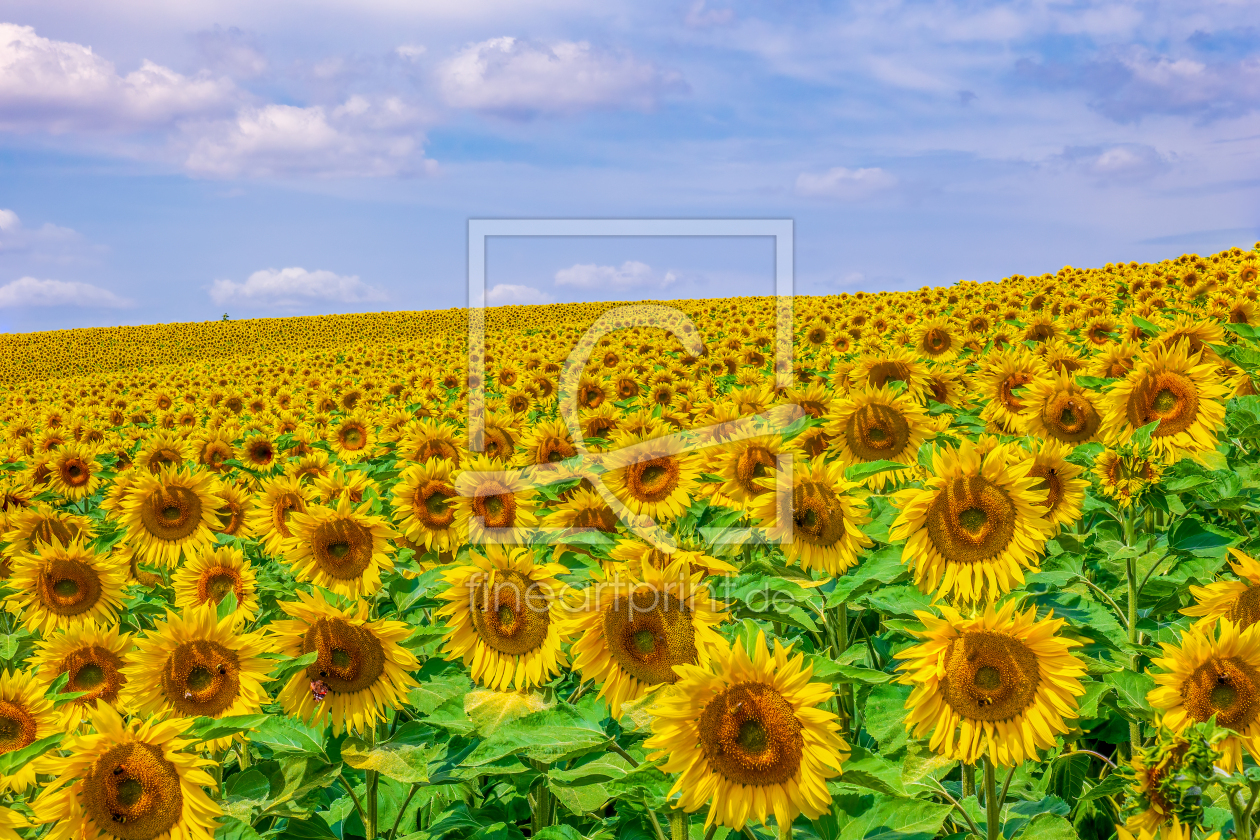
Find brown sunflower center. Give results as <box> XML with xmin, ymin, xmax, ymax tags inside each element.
<box><xmin>414</xmin><ymin>480</ymin><xmax>456</xmax><ymax>530</ymax></box>
<box><xmin>62</xmin><ymin>459</ymin><xmax>91</xmax><ymax>486</ymax></box>
<box><xmin>339</xmin><ymin>425</ymin><xmax>367</xmax><ymax>451</ymax></box>
<box><xmin>64</xmin><ymin>645</ymin><xmax>126</xmax><ymax>702</ymax></box>
<box><xmin>482</xmin><ymin>427</ymin><xmax>515</xmax><ymax>461</ymax></box>
<box><xmin>925</xmin><ymin>475</ymin><xmax>1018</xmax><ymax>565</ymax></box>
<box><xmin>922</xmin><ymin>328</ymin><xmax>951</xmax><ymax>355</ymax></box>
<box><xmin>310</xmin><ymin>518</ymin><xmax>374</xmax><ymax>580</ymax></box>
<box><xmin>1183</xmin><ymin>655</ymin><xmax>1260</xmax><ymax>730</ymax></box>
<box><xmin>470</xmin><ymin>570</ymin><xmax>552</xmax><ymax>656</ymax></box>
<box><xmin>271</xmin><ymin>491</ymin><xmax>307</xmax><ymax>539</ymax></box>
<box><xmin>626</xmin><ymin>456</ymin><xmax>682</xmax><ymax>503</ymax></box>
<box><xmin>1128</xmin><ymin>371</ymin><xmax>1202</xmax><ymax>438</ymax></box>
<box><xmin>540</xmin><ymin>436</ymin><xmax>577</xmax><ymax>464</ymax></box>
<box><xmin>29</xmin><ymin>517</ymin><xmax>81</xmax><ymax>549</ymax></box>
<box><xmin>83</xmin><ymin>742</ymin><xmax>183</xmax><ymax>840</ymax></box>
<box><xmin>846</xmin><ymin>402</ymin><xmax>911</xmax><ymax>460</ymax></box>
<box><xmin>303</xmin><ymin>617</ymin><xmax>386</xmax><ymax>694</ymax></box>
<box><xmin>792</xmin><ymin>480</ymin><xmax>846</xmax><ymax>548</ymax></box>
<box><xmin>1027</xmin><ymin>465</ymin><xmax>1064</xmax><ymax>514</ymax></box>
<box><xmin>602</xmin><ymin>590</ymin><xmax>697</xmax><ymax>685</ymax></box>
<box><xmin>998</xmin><ymin>372</ymin><xmax>1033</xmax><ymax>412</ymax></box>
<box><xmin>197</xmin><ymin>567</ymin><xmax>243</xmax><ymax>605</ymax></box>
<box><xmin>698</xmin><ymin>682</ymin><xmax>804</xmax><ymax>786</ymax></box>
<box><xmin>734</xmin><ymin>445</ymin><xmax>776</xmax><ymax>497</ymax></box>
<box><xmin>570</xmin><ymin>500</ymin><xmax>619</xmax><ymax>532</ymax></box>
<box><xmin>160</xmin><ymin>640</ymin><xmax>241</xmax><ymax>717</ymax></box>
<box><xmin>37</xmin><ymin>558</ymin><xmax>102</xmax><ymax>615</ymax></box>
<box><xmin>1229</xmin><ymin>586</ymin><xmax>1260</xmax><ymax>630</ymax></box>
<box><xmin>0</xmin><ymin>699</ymin><xmax>36</xmax><ymax>754</ymax></box>
<box><xmin>867</xmin><ymin>360</ymin><xmax>911</xmax><ymax>390</ymax></box>
<box><xmin>1040</xmin><ymin>391</ymin><xmax>1100</xmax><ymax>443</ymax></box>
<box><xmin>941</xmin><ymin>630</ymin><xmax>1041</xmax><ymax>722</ymax></box>
<box><xmin>246</xmin><ymin>440</ymin><xmax>274</xmax><ymax>465</ymax></box>
<box><xmin>139</xmin><ymin>485</ymin><xmax>203</xmax><ymax>542</ymax></box>
<box><xmin>473</xmin><ymin>487</ymin><xmax>517</xmax><ymax>529</ymax></box>
<box><xmin>215</xmin><ymin>498</ymin><xmax>245</xmax><ymax>535</ymax></box>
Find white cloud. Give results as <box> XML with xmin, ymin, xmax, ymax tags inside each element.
<box><xmin>0</xmin><ymin>276</ymin><xmax>129</xmax><ymax>308</ymax></box>
<box><xmin>795</xmin><ymin>167</ymin><xmax>898</xmax><ymax>200</ymax></box>
<box><xmin>396</xmin><ymin>44</ymin><xmax>427</xmax><ymax>61</ymax></box>
<box><xmin>438</xmin><ymin>37</ymin><xmax>682</xmax><ymax>116</ymax></box>
<box><xmin>1056</xmin><ymin>144</ymin><xmax>1170</xmax><ymax>184</ymax></box>
<box><xmin>554</xmin><ymin>260</ymin><xmax>679</xmax><ymax>289</ymax></box>
<box><xmin>686</xmin><ymin>0</ymin><xmax>735</xmax><ymax>27</ymax></box>
<box><xmin>183</xmin><ymin>100</ymin><xmax>435</xmax><ymax>178</ymax></box>
<box><xmin>0</xmin><ymin>209</ymin><xmax>81</xmax><ymax>254</ymax></box>
<box><xmin>0</xmin><ymin>23</ymin><xmax>235</xmax><ymax>133</ymax></box>
<box><xmin>209</xmin><ymin>267</ymin><xmax>387</xmax><ymax>308</ymax></box>
<box><xmin>485</xmin><ymin>283</ymin><xmax>552</xmax><ymax>305</ymax></box>
<box><xmin>0</xmin><ymin>210</ymin><xmax>18</xmax><ymax>233</ymax></box>
<box><xmin>191</xmin><ymin>26</ymin><xmax>267</xmax><ymax>80</ymax></box>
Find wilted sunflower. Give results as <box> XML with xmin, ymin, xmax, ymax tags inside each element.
<box><xmin>566</xmin><ymin>556</ymin><xmax>727</xmax><ymax>717</ymax></box>
<box><xmin>1102</xmin><ymin>340</ymin><xmax>1230</xmax><ymax>461</ymax></box>
<box><xmin>392</xmin><ymin>458</ymin><xmax>464</xmax><ymax>554</ymax></box>
<box><xmin>453</xmin><ymin>455</ymin><xmax>540</xmax><ymax>544</ymax></box>
<box><xmin>328</xmin><ymin>411</ymin><xmax>375</xmax><ymax>462</ymax></box>
<box><xmin>30</xmin><ymin>623</ymin><xmax>132</xmax><ymax>726</ymax></box>
<box><xmin>645</xmin><ymin>631</ymin><xmax>848</xmax><ymax>833</ymax></box>
<box><xmin>247</xmin><ymin>475</ymin><xmax>311</xmax><ymax>556</ymax></box>
<box><xmin>32</xmin><ymin>703</ymin><xmax>219</xmax><ymax>840</ymax></box>
<box><xmin>121</xmin><ymin>605</ymin><xmax>271</xmax><ymax>745</ymax></box>
<box><xmin>0</xmin><ymin>669</ymin><xmax>59</xmax><ymax>793</ymax></box>
<box><xmin>437</xmin><ymin>544</ymin><xmax>569</xmax><ymax>692</ymax></box>
<box><xmin>5</xmin><ymin>539</ymin><xmax>128</xmax><ymax>636</ymax></box>
<box><xmin>47</xmin><ymin>442</ymin><xmax>102</xmax><ymax>502</ymax></box>
<box><xmin>827</xmin><ymin>385</ymin><xmax>931</xmax><ymax>490</ymax></box>
<box><xmin>602</xmin><ymin>431</ymin><xmax>702</xmax><ymax>523</ymax></box>
<box><xmin>890</xmin><ymin>440</ymin><xmax>1052</xmax><ymax>605</ymax></box>
<box><xmin>1024</xmin><ymin>440</ymin><xmax>1087</xmax><ymax>533</ymax></box>
<box><xmin>120</xmin><ymin>466</ymin><xmax>224</xmax><ymax>567</ymax></box>
<box><xmin>752</xmin><ymin>458</ymin><xmax>873</xmax><ymax>578</ymax></box>
<box><xmin>897</xmin><ymin>602</ymin><xmax>1086</xmax><ymax>766</ymax></box>
<box><xmin>171</xmin><ymin>546</ymin><xmax>259</xmax><ymax>627</ymax></box>
<box><xmin>1094</xmin><ymin>447</ymin><xmax>1165</xmax><ymax>508</ymax></box>
<box><xmin>270</xmin><ymin>588</ymin><xmax>418</xmax><ymax>736</ymax></box>
<box><xmin>1147</xmin><ymin>620</ymin><xmax>1260</xmax><ymax>772</ymax></box>
<box><xmin>1019</xmin><ymin>372</ymin><xmax>1102</xmax><ymax>444</ymax></box>
<box><xmin>282</xmin><ymin>496</ymin><xmax>396</xmax><ymax>599</ymax></box>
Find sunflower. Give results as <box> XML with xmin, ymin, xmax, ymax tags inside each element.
<box><xmin>397</xmin><ymin>418</ymin><xmax>464</xmax><ymax>466</ymax></box>
<box><xmin>849</xmin><ymin>347</ymin><xmax>932</xmax><ymax>402</ymax></box>
<box><xmin>5</xmin><ymin>539</ymin><xmax>128</xmax><ymax>636</ymax></box>
<box><xmin>1182</xmin><ymin>549</ymin><xmax>1260</xmax><ymax>630</ymax></box>
<box><xmin>1102</xmin><ymin>340</ymin><xmax>1230</xmax><ymax>461</ymax></box>
<box><xmin>193</xmin><ymin>430</ymin><xmax>234</xmax><ymax>472</ymax></box>
<box><xmin>913</xmin><ymin>318</ymin><xmax>958</xmax><ymax>361</ymax></box>
<box><xmin>120</xmin><ymin>466</ymin><xmax>223</xmax><ymax>567</ymax></box>
<box><xmin>135</xmin><ymin>432</ymin><xmax>192</xmax><ymax>475</ymax></box>
<box><xmin>976</xmin><ymin>349</ymin><xmax>1048</xmax><ymax>433</ymax></box>
<box><xmin>0</xmin><ymin>807</ymin><xmax>25</xmax><ymax>840</ymax></box>
<box><xmin>30</xmin><ymin>623</ymin><xmax>133</xmax><ymax>726</ymax></box>
<box><xmin>31</xmin><ymin>703</ymin><xmax>219</xmax><ymax>840</ymax></box>
<box><xmin>1147</xmin><ymin>620</ymin><xmax>1260</xmax><ymax>772</ymax></box>
<box><xmin>889</xmin><ymin>440</ymin><xmax>1052</xmax><ymax>605</ymax></box>
<box><xmin>897</xmin><ymin>601</ymin><xmax>1086</xmax><ymax>766</ymax></box>
<box><xmin>239</xmin><ymin>432</ymin><xmax>277</xmax><ymax>470</ymax></box>
<box><xmin>645</xmin><ymin>630</ymin><xmax>848</xmax><ymax>832</ymax></box>
<box><xmin>312</xmin><ymin>466</ymin><xmax>371</xmax><ymax>504</ymax></box>
<box><xmin>282</xmin><ymin>497</ymin><xmax>396</xmax><ymax>599</ymax></box>
<box><xmin>270</xmin><ymin>588</ymin><xmax>418</xmax><ymax>736</ymax></box>
<box><xmin>602</xmin><ymin>431</ymin><xmax>702</xmax><ymax>523</ymax></box>
<box><xmin>479</xmin><ymin>413</ymin><xmax>519</xmax><ymax>462</ymax></box>
<box><xmin>1019</xmin><ymin>372</ymin><xmax>1103</xmax><ymax>444</ymax></box>
<box><xmin>1</xmin><ymin>504</ymin><xmax>92</xmax><ymax>562</ymax></box>
<box><xmin>328</xmin><ymin>411</ymin><xmax>375</xmax><ymax>462</ymax></box>
<box><xmin>607</xmin><ymin>538</ymin><xmax>739</xmax><ymax>578</ymax></box>
<box><xmin>1024</xmin><ymin>440</ymin><xmax>1087</xmax><ymax>533</ymax></box>
<box><xmin>0</xmin><ymin>669</ymin><xmax>59</xmax><ymax>793</ymax></box>
<box><xmin>826</xmin><ymin>385</ymin><xmax>931</xmax><ymax>490</ymax></box>
<box><xmin>391</xmin><ymin>458</ymin><xmax>464</xmax><ymax>555</ymax></box>
<box><xmin>566</xmin><ymin>556</ymin><xmax>727</xmax><ymax>717</ymax></box>
<box><xmin>171</xmin><ymin>546</ymin><xmax>259</xmax><ymax>627</ymax></box>
<box><xmin>121</xmin><ymin>605</ymin><xmax>271</xmax><ymax>744</ymax></box>
<box><xmin>210</xmin><ymin>481</ymin><xmax>254</xmax><ymax>538</ymax></box>
<box><xmin>247</xmin><ymin>475</ymin><xmax>311</xmax><ymax>556</ymax></box>
<box><xmin>452</xmin><ymin>455</ymin><xmax>540</xmax><ymax>544</ymax></box>
<box><xmin>514</xmin><ymin>418</ymin><xmax>579</xmax><ymax>467</ymax></box>
<box><xmin>47</xmin><ymin>442</ymin><xmax>102</xmax><ymax>501</ymax></box>
<box><xmin>1094</xmin><ymin>447</ymin><xmax>1165</xmax><ymax>508</ymax></box>
<box><xmin>437</xmin><ymin>545</ymin><xmax>569</xmax><ymax>692</ymax></box>
<box><xmin>1092</xmin><ymin>341</ymin><xmax>1138</xmax><ymax>380</ymax></box>
<box><xmin>751</xmin><ymin>458</ymin><xmax>873</xmax><ymax>578</ymax></box>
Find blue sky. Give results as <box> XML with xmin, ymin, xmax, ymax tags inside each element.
<box><xmin>0</xmin><ymin>0</ymin><xmax>1257</xmax><ymax>333</ymax></box>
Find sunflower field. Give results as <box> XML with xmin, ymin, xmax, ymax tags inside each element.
<box><xmin>1</xmin><ymin>245</ymin><xmax>1260</xmax><ymax>840</ymax></box>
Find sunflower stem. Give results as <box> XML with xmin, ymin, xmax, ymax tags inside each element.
<box><xmin>388</xmin><ymin>783</ymin><xmax>421</xmax><ymax>840</ymax></box>
<box><xmin>669</xmin><ymin>809</ymin><xmax>688</xmax><ymax>840</ymax></box>
<box><xmin>647</xmin><ymin>809</ymin><xmax>669</xmax><ymax>840</ymax></box>
<box><xmin>961</xmin><ymin>763</ymin><xmax>975</xmax><ymax>799</ymax></box>
<box><xmin>1125</xmin><ymin>552</ymin><xmax>1142</xmax><ymax>756</ymax></box>
<box><xmin>338</xmin><ymin>773</ymin><xmax>370</xmax><ymax>837</ymax></box>
<box><xmin>983</xmin><ymin>758</ymin><xmax>1001</xmax><ymax>840</ymax></box>
<box><xmin>366</xmin><ymin>769</ymin><xmax>379</xmax><ymax>838</ymax></box>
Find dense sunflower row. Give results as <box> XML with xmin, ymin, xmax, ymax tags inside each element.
<box><xmin>0</xmin><ymin>245</ymin><xmax>1258</xmax><ymax>840</ymax></box>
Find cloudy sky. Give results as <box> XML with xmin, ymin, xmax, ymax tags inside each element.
<box><xmin>0</xmin><ymin>0</ymin><xmax>1257</xmax><ymax>333</ymax></box>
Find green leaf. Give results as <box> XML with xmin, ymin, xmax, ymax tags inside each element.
<box><xmin>826</xmin><ymin>546</ymin><xmax>908</xmax><ymax>607</ymax></box>
<box><xmin>1078</xmin><ymin>773</ymin><xmax>1127</xmax><ymax>805</ymax></box>
<box><xmin>269</xmin><ymin>651</ymin><xmax>318</xmax><ymax>683</ymax></box>
<box><xmin>251</xmin><ymin>717</ymin><xmax>328</xmax><ymax>758</ymax></box>
<box><xmin>1043</xmin><ymin>753</ymin><xmax>1090</xmax><ymax>803</ymax></box>
<box><xmin>1131</xmin><ymin>419</ymin><xmax>1161</xmax><ymax>449</ymax></box>
<box><xmin>548</xmin><ymin>754</ymin><xmax>632</xmax><ymax>787</ymax></box>
<box><xmin>0</xmin><ymin>732</ymin><xmax>62</xmax><ymax>775</ymax></box>
<box><xmin>216</xmin><ymin>817</ymin><xmax>264</xmax><ymax>840</ymax></box>
<box><xmin>462</xmin><ymin>705</ymin><xmax>608</xmax><ymax>767</ymax></box>
<box><xmin>275</xmin><ymin>814</ymin><xmax>339</xmax><ymax>840</ymax></box>
<box><xmin>834</xmin><ymin>795</ymin><xmax>952</xmax><ymax>840</ymax></box>
<box><xmin>216</xmin><ymin>589</ymin><xmax>239</xmax><ymax>622</ymax></box>
<box><xmin>1104</xmin><ymin>670</ymin><xmax>1156</xmax><ymax>720</ymax></box>
<box><xmin>190</xmin><ymin>714</ymin><xmax>273</xmax><ymax>743</ymax></box>
<box><xmin>862</xmin><ymin>684</ymin><xmax>912</xmax><ymax>756</ymax></box>
<box><xmin>464</xmin><ymin>688</ymin><xmax>555</xmax><ymax>738</ymax></box>
<box><xmin>341</xmin><ymin>723</ymin><xmax>435</xmax><ymax>784</ymax></box>
<box><xmin>1012</xmin><ymin>813</ymin><xmax>1077</xmax><ymax>840</ymax></box>
<box><xmin>833</xmin><ymin>746</ymin><xmax>908</xmax><ymax>796</ymax></box>
<box><xmin>844</xmin><ymin>460</ymin><xmax>908</xmax><ymax>482</ymax></box>
<box><xmin>1169</xmin><ymin>518</ymin><xmax>1239</xmax><ymax>556</ymax></box>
